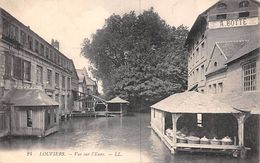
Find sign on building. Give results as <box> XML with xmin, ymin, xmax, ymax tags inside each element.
<box><xmin>208</xmin><ymin>17</ymin><xmax>259</xmax><ymax>29</ymax></box>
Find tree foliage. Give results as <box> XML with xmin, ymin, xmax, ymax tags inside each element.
<box><xmin>81</xmin><ymin>8</ymin><xmax>189</xmax><ymax>109</ymax></box>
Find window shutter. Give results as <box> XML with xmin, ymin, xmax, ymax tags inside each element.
<box><xmin>4</xmin><ymin>53</ymin><xmax>12</xmax><ymax>78</ymax></box>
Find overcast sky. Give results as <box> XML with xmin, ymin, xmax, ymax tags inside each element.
<box><xmin>0</xmin><ymin>0</ymin><xmax>218</xmax><ymax>70</ymax></box>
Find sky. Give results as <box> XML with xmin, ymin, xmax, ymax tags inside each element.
<box><xmin>0</xmin><ymin>0</ymin><xmax>218</xmax><ymax>92</ymax></box>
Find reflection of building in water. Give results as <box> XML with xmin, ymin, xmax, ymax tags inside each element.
<box><xmin>0</xmin><ymin>8</ymin><xmax>79</xmax><ymax>137</ymax></box>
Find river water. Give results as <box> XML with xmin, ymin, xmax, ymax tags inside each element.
<box><xmin>0</xmin><ymin>113</ymin><xmax>259</xmax><ymax>163</ymax></box>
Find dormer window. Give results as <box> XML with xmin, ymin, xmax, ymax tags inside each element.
<box><xmin>217</xmin><ymin>14</ymin><xmax>227</xmax><ymax>20</ymax></box>
<box><xmin>239</xmin><ymin>1</ymin><xmax>249</xmax><ymax>8</ymax></box>
<box><xmin>217</xmin><ymin>2</ymin><xmax>227</xmax><ymax>10</ymax></box>
<box><xmin>239</xmin><ymin>12</ymin><xmax>249</xmax><ymax>18</ymax></box>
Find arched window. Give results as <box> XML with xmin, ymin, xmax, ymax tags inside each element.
<box><xmin>217</xmin><ymin>2</ymin><xmax>227</xmax><ymax>10</ymax></box>
<box><xmin>239</xmin><ymin>1</ymin><xmax>249</xmax><ymax>8</ymax></box>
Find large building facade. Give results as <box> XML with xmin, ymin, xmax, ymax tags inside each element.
<box><xmin>0</xmin><ymin>7</ymin><xmax>79</xmax><ymax>126</ymax></box>
<box><xmin>186</xmin><ymin>0</ymin><xmax>260</xmax><ymax>93</ymax></box>
<box><xmin>186</xmin><ymin>0</ymin><xmax>260</xmax><ymax>152</ymax></box>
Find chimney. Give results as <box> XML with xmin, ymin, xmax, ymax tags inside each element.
<box><xmin>51</xmin><ymin>39</ymin><xmax>59</xmax><ymax>50</ymax></box>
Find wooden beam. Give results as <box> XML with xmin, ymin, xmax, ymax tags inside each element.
<box><xmin>171</xmin><ymin>113</ymin><xmax>182</xmax><ymax>153</ymax></box>
<box><xmin>233</xmin><ymin>113</ymin><xmax>250</xmax><ymax>146</ymax></box>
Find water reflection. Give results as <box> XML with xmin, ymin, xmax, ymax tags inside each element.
<box><xmin>0</xmin><ymin>113</ymin><xmax>259</xmax><ymax>163</ymax></box>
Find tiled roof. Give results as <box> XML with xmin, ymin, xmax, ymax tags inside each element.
<box><xmin>107</xmin><ymin>97</ymin><xmax>129</xmax><ymax>104</ymax></box>
<box><xmin>76</xmin><ymin>68</ymin><xmax>96</xmax><ymax>86</ymax></box>
<box><xmin>216</xmin><ymin>40</ymin><xmax>248</xmax><ymax>60</ymax></box>
<box><xmin>151</xmin><ymin>91</ymin><xmax>239</xmax><ymax>114</ymax></box>
<box><xmin>214</xmin><ymin>91</ymin><xmax>260</xmax><ymax>114</ymax></box>
<box><xmin>76</xmin><ymin>69</ymin><xmax>85</xmax><ymax>83</ymax></box>
<box><xmin>2</xmin><ymin>88</ymin><xmax>59</xmax><ymax>107</ymax></box>
<box><xmin>226</xmin><ymin>39</ymin><xmax>260</xmax><ymax>64</ymax></box>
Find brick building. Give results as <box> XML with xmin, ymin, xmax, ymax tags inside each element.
<box><xmin>185</xmin><ymin>0</ymin><xmax>260</xmax><ymax>152</ymax></box>
<box><xmin>0</xmin><ymin>8</ymin><xmax>79</xmax><ymax>137</ymax></box>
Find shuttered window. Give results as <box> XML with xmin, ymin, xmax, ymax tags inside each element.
<box><xmin>23</xmin><ymin>60</ymin><xmax>31</xmax><ymax>81</ymax></box>
<box><xmin>4</xmin><ymin>53</ymin><xmax>12</xmax><ymax>78</ymax></box>
<box><xmin>36</xmin><ymin>65</ymin><xmax>43</xmax><ymax>84</ymax></box>
<box><xmin>13</xmin><ymin>56</ymin><xmax>23</xmax><ymax>80</ymax></box>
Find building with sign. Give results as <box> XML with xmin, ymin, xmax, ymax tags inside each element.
<box><xmin>186</xmin><ymin>0</ymin><xmax>260</xmax><ymax>93</ymax></box>
<box><xmin>184</xmin><ymin>0</ymin><xmax>260</xmax><ymax>153</ymax></box>
<box><xmin>0</xmin><ymin>7</ymin><xmax>79</xmax><ymax>137</ymax></box>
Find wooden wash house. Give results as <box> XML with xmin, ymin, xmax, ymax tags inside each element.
<box><xmin>2</xmin><ymin>88</ymin><xmax>59</xmax><ymax>137</ymax></box>
<box><xmin>150</xmin><ymin>91</ymin><xmax>260</xmax><ymax>158</ymax></box>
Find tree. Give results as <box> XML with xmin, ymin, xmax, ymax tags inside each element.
<box><xmin>81</xmin><ymin>8</ymin><xmax>189</xmax><ymax>110</ymax></box>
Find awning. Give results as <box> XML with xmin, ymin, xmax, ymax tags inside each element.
<box><xmin>214</xmin><ymin>92</ymin><xmax>260</xmax><ymax>115</ymax></box>
<box><xmin>2</xmin><ymin>88</ymin><xmax>59</xmax><ymax>107</ymax></box>
<box><xmin>107</xmin><ymin>96</ymin><xmax>129</xmax><ymax>104</ymax></box>
<box><xmin>151</xmin><ymin>91</ymin><xmax>239</xmax><ymax>114</ymax></box>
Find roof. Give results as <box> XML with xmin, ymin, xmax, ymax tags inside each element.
<box><xmin>76</xmin><ymin>69</ymin><xmax>85</xmax><ymax>83</ymax></box>
<box><xmin>78</xmin><ymin>94</ymin><xmax>107</xmax><ymax>103</ymax></box>
<box><xmin>226</xmin><ymin>39</ymin><xmax>260</xmax><ymax>64</ymax></box>
<box><xmin>151</xmin><ymin>91</ymin><xmax>239</xmax><ymax>114</ymax></box>
<box><xmin>214</xmin><ymin>92</ymin><xmax>260</xmax><ymax>114</ymax></box>
<box><xmin>1</xmin><ymin>88</ymin><xmax>59</xmax><ymax>107</ymax></box>
<box><xmin>107</xmin><ymin>97</ymin><xmax>129</xmax><ymax>104</ymax></box>
<box><xmin>76</xmin><ymin>68</ymin><xmax>96</xmax><ymax>86</ymax></box>
<box><xmin>216</xmin><ymin>40</ymin><xmax>248</xmax><ymax>60</ymax></box>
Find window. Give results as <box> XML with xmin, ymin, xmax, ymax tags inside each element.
<box><xmin>36</xmin><ymin>65</ymin><xmax>43</xmax><ymax>84</ymax></box>
<box><xmin>67</xmin><ymin>77</ymin><xmax>71</xmax><ymax>90</ymax></box>
<box><xmin>216</xmin><ymin>14</ymin><xmax>227</xmax><ymax>20</ymax></box>
<box><xmin>55</xmin><ymin>72</ymin><xmax>60</xmax><ymax>87</ymax></box>
<box><xmin>13</xmin><ymin>56</ymin><xmax>23</xmax><ymax>80</ymax></box>
<box><xmin>34</xmin><ymin>40</ymin><xmax>39</xmax><ymax>53</ymax></box>
<box><xmin>153</xmin><ymin>109</ymin><xmax>156</xmax><ymax>118</ymax></box>
<box><xmin>196</xmin><ymin>68</ymin><xmax>199</xmax><ymax>82</ymax></box>
<box><xmin>47</xmin><ymin>69</ymin><xmax>52</xmax><ymax>86</ymax></box>
<box><xmin>54</xmin><ymin>109</ymin><xmax>57</xmax><ymax>123</ymax></box>
<box><xmin>45</xmin><ymin>47</ymin><xmax>49</xmax><ymax>59</ymax></box>
<box><xmin>62</xmin><ymin>75</ymin><xmax>66</xmax><ymax>89</ymax></box>
<box><xmin>239</xmin><ymin>1</ymin><xmax>249</xmax><ymax>8</ymax></box>
<box><xmin>50</xmin><ymin>50</ymin><xmax>53</xmax><ymax>61</ymax></box>
<box><xmin>2</xmin><ymin>18</ymin><xmax>9</xmax><ymax>38</ymax></box>
<box><xmin>23</xmin><ymin>60</ymin><xmax>31</xmax><ymax>81</ymax></box>
<box><xmin>55</xmin><ymin>94</ymin><xmax>59</xmax><ymax>103</ymax></box>
<box><xmin>213</xmin><ymin>84</ymin><xmax>217</xmax><ymax>94</ymax></box>
<box><xmin>54</xmin><ymin>53</ymin><xmax>58</xmax><ymax>63</ymax></box>
<box><xmin>217</xmin><ymin>2</ymin><xmax>227</xmax><ymax>10</ymax></box>
<box><xmin>197</xmin><ymin>114</ymin><xmax>202</xmax><ymax>127</ymax></box>
<box><xmin>28</xmin><ymin>35</ymin><xmax>33</xmax><ymax>50</ymax></box>
<box><xmin>208</xmin><ymin>85</ymin><xmax>212</xmax><ymax>93</ymax></box>
<box><xmin>9</xmin><ymin>24</ymin><xmax>18</xmax><ymax>41</ymax></box>
<box><xmin>214</xmin><ymin>62</ymin><xmax>218</xmax><ymax>67</ymax></box>
<box><xmin>243</xmin><ymin>62</ymin><xmax>256</xmax><ymax>91</ymax></box>
<box><xmin>239</xmin><ymin>12</ymin><xmax>249</xmax><ymax>18</ymax></box>
<box><xmin>20</xmin><ymin>30</ymin><xmax>26</xmax><ymax>46</ymax></box>
<box><xmin>47</xmin><ymin>110</ymin><xmax>51</xmax><ymax>125</ymax></box>
<box><xmin>201</xmin><ymin>42</ymin><xmax>205</xmax><ymax>48</ymax></box>
<box><xmin>58</xmin><ymin>55</ymin><xmax>61</xmax><ymax>65</ymax></box>
<box><xmin>27</xmin><ymin>110</ymin><xmax>32</xmax><ymax>127</ymax></box>
<box><xmin>4</xmin><ymin>53</ymin><xmax>12</xmax><ymax>78</ymax></box>
<box><xmin>201</xmin><ymin>65</ymin><xmax>205</xmax><ymax>81</ymax></box>
<box><xmin>40</xmin><ymin>43</ymin><xmax>44</xmax><ymax>55</ymax></box>
<box><xmin>218</xmin><ymin>83</ymin><xmax>223</xmax><ymax>93</ymax></box>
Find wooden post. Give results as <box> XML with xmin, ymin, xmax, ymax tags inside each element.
<box><xmin>171</xmin><ymin>113</ymin><xmax>182</xmax><ymax>154</ymax></box>
<box><xmin>120</xmin><ymin>103</ymin><xmax>122</xmax><ymax>116</ymax></box>
<box><xmin>162</xmin><ymin>112</ymin><xmax>165</xmax><ymax>134</ymax></box>
<box><xmin>233</xmin><ymin>113</ymin><xmax>249</xmax><ymax>146</ymax></box>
